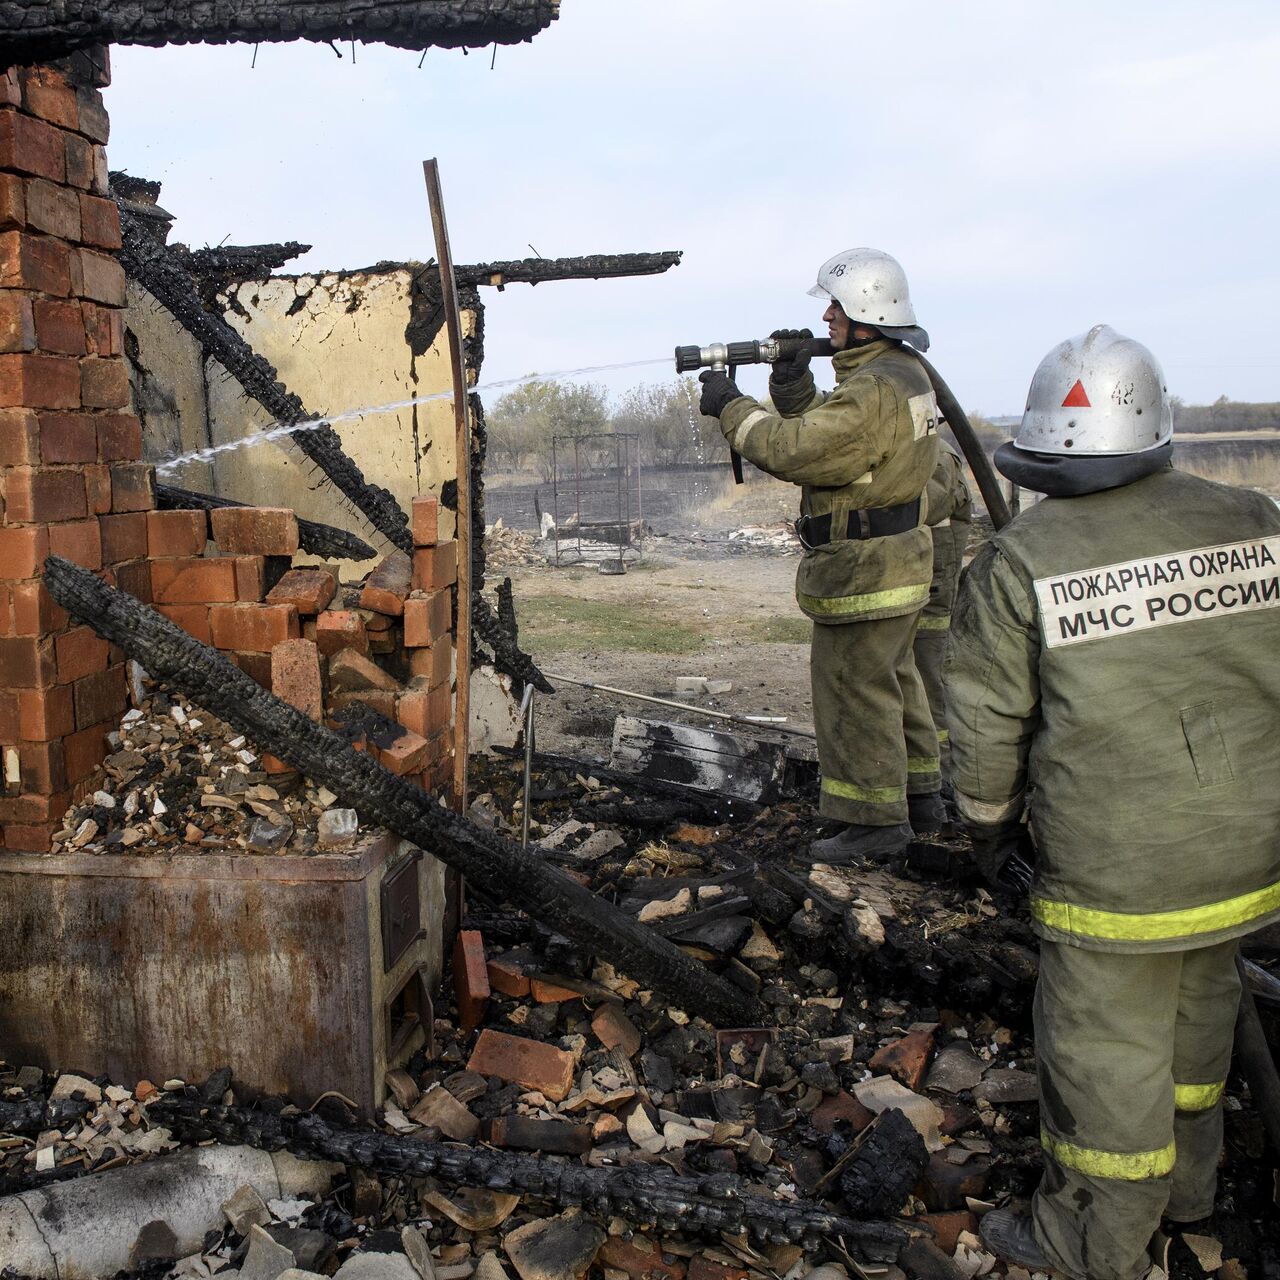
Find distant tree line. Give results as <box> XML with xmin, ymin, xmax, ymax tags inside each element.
<box><xmin>1171</xmin><ymin>396</ymin><xmax>1280</xmax><ymax>433</ymax></box>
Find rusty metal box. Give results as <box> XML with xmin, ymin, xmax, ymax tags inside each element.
<box><xmin>0</xmin><ymin>834</ymin><xmax>446</xmax><ymax>1117</ymax></box>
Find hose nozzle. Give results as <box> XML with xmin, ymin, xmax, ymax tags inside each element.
<box><xmin>674</xmin><ymin>336</ymin><xmax>834</xmax><ymax>373</ymax></box>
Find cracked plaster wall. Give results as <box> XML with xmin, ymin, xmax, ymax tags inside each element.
<box><xmin>127</xmin><ymin>267</ymin><xmax>471</xmax><ymax>571</ymax></box>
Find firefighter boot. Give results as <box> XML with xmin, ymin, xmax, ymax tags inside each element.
<box><xmin>979</xmin><ymin>1210</ymin><xmax>1052</xmax><ymax>1273</ymax></box>
<box><xmin>809</xmin><ymin>822</ymin><xmax>913</xmax><ymax>864</ymax></box>
<box><xmin>908</xmin><ymin>792</ymin><xmax>946</xmax><ymax>833</ymax></box>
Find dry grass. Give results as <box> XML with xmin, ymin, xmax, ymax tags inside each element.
<box><xmin>1177</xmin><ymin>453</ymin><xmax>1280</xmax><ymax>495</ymax></box>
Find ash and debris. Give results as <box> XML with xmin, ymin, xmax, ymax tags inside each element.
<box><xmin>49</xmin><ymin>689</ymin><xmax>365</xmax><ymax>858</ymax></box>
<box><xmin>7</xmin><ymin>741</ymin><xmax>1278</xmax><ymax>1280</ymax></box>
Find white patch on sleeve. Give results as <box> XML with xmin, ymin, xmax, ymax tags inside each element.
<box><xmin>732</xmin><ymin>407</ymin><xmax>773</xmax><ymax>453</ymax></box>
<box><xmin>955</xmin><ymin>790</ymin><xmax>1024</xmax><ymax>824</ymax></box>
<box><xmin>907</xmin><ymin>390</ymin><xmax>939</xmax><ymax>440</ymax></box>
<box><xmin>1035</xmin><ymin>535</ymin><xmax>1280</xmax><ymax>649</ymax></box>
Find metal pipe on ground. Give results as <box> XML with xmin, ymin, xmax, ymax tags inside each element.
<box><xmin>0</xmin><ymin>1146</ymin><xmax>336</xmax><ymax>1280</ymax></box>
<box><xmin>544</xmin><ymin>671</ymin><xmax>817</xmax><ymax>740</ymax></box>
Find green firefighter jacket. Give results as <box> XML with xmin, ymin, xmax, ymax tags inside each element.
<box><xmin>945</xmin><ymin>466</ymin><xmax>1280</xmax><ymax>952</ymax></box>
<box><xmin>718</xmin><ymin>339</ymin><xmax>941</xmax><ymax>623</ymax></box>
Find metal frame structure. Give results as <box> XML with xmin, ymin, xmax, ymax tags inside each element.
<box><xmin>551</xmin><ymin>432</ymin><xmax>643</xmax><ymax>569</ymax></box>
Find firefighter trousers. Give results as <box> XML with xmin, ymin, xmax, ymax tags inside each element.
<box><xmin>809</xmin><ymin>610</ymin><xmax>940</xmax><ymax>826</ymax></box>
<box><xmin>912</xmin><ymin>622</ymin><xmax>949</xmax><ymax>776</ymax></box>
<box><xmin>1032</xmin><ymin>938</ymin><xmax>1240</xmax><ymax>1280</ymax></box>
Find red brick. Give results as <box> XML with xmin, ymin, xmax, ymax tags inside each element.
<box><xmin>72</xmin><ymin>663</ymin><xmax>125</xmax><ymax>729</ymax></box>
<box><xmin>315</xmin><ymin>610</ymin><xmax>368</xmax><ymax>656</ymax></box>
<box><xmin>359</xmin><ymin>551</ymin><xmax>411</xmax><ymax>617</ymax></box>
<box><xmin>809</xmin><ymin>1090</ymin><xmax>877</xmax><ymax>1136</ymax></box>
<box><xmin>402</xmin><ymin>589</ymin><xmax>451</xmax><ymax>648</ymax></box>
<box><xmin>77</xmin><ymin>192</ymin><xmax>120</xmax><ymax>249</ymax></box>
<box><xmin>868</xmin><ymin>1027</ymin><xmax>935</xmax><ymax>1092</ymax></box>
<box><xmin>62</xmin><ymin>134</ymin><xmax>93</xmax><ymax>191</ymax></box>
<box><xmin>411</xmin><ymin>495</ymin><xmax>440</xmax><ymax>547</ymax></box>
<box><xmin>55</xmin><ymin>624</ymin><xmax>108</xmax><ymax>682</ymax></box>
<box><xmin>591</xmin><ymin>1004</ymin><xmax>642</xmax><ymax>1057</ymax></box>
<box><xmin>83</xmin><ymin>460</ymin><xmax>110</xmax><ymax>514</ymax></box>
<box><xmin>10</xmin><ymin>578</ymin><xmax>65</xmax><ymax>635</ymax></box>
<box><xmin>32</xmin><ymin>300</ymin><xmax>85</xmax><ymax>356</ymax></box>
<box><xmin>230</xmin><ymin>650</ymin><xmax>271</xmax><ymax>688</ymax></box>
<box><xmin>596</xmin><ymin>1239</ymin><xmax>686</xmax><ymax>1280</ymax></box>
<box><xmin>687</xmin><ymin>1258</ymin><xmax>749</xmax><ymax>1280</ymax></box>
<box><xmin>15</xmin><ymin>686</ymin><xmax>72</xmax><ymax>737</ymax></box>
<box><xmin>408</xmin><ymin>640</ymin><xmax>452</xmax><ymax>688</ymax></box>
<box><xmin>63</xmin><ymin>719</ymin><xmax>110</xmax><ymax>784</ymax></box>
<box><xmin>146</xmin><ymin>508</ymin><xmax>207</xmax><ymax>558</ymax></box>
<box><xmin>74</xmin><ymin>87</ymin><xmax>109</xmax><ymax>144</ymax></box>
<box><xmin>80</xmin><ymin>356</ymin><xmax>129</xmax><ymax>408</ymax></box>
<box><xmin>912</xmin><ymin>1211</ymin><xmax>978</xmax><ymax>1256</ymax></box>
<box><xmin>0</xmin><ymin>71</ymin><xmax>18</xmax><ymax>109</ymax></box>
<box><xmin>271</xmin><ymin>638</ymin><xmax>322</xmax><ymax>721</ymax></box>
<box><xmin>47</xmin><ymin>517</ymin><xmax>101</xmax><ymax>569</ymax></box>
<box><xmin>0</xmin><ymin>688</ymin><xmax>15</xmax><ymax>738</ymax></box>
<box><xmin>422</xmin><ymin>726</ymin><xmax>453</xmax><ymax>767</ymax></box>
<box><xmin>209</xmin><ymin>506</ymin><xmax>298</xmax><ymax>556</ymax></box>
<box><xmin>76</xmin><ymin>248</ymin><xmax>125</xmax><ymax>306</ymax></box>
<box><xmin>3</xmin><ymin>823</ymin><xmax>57</xmax><ymax>852</ymax></box>
<box><xmin>465</xmin><ymin>1029</ymin><xmax>575</xmax><ymax>1102</ymax></box>
<box><xmin>453</xmin><ymin>930</ymin><xmax>490</xmax><ymax>1033</ymax></box>
<box><xmin>329</xmin><ymin>647</ymin><xmax>400</xmax><ymax>694</ymax></box>
<box><xmin>38</xmin><ymin>409</ymin><xmax>96</xmax><ymax>461</ymax></box>
<box><xmin>412</xmin><ymin>542</ymin><xmax>457</xmax><ymax>592</ymax></box>
<box><xmin>20</xmin><ymin>68</ymin><xmax>79</xmax><ymax>131</ymax></box>
<box><xmin>0</xmin><ymin>525</ymin><xmax>49</xmax><ymax>577</ymax></box>
<box><xmin>97</xmin><ymin>413</ymin><xmax>140</xmax><ymax>461</ymax></box>
<box><xmin>157</xmin><ymin>604</ymin><xmax>211</xmax><ymax>645</ymax></box>
<box><xmin>0</xmin><ymin>172</ymin><xmax>24</xmax><ymax>229</ymax></box>
<box><xmin>109</xmin><ymin>462</ymin><xmax>153</xmax><ymax>511</ymax></box>
<box><xmin>486</xmin><ymin>955</ymin><xmax>532</xmax><ymax>999</ymax></box>
<box><xmin>233</xmin><ymin>555</ymin><xmax>265</xmax><ymax>602</ymax></box>
<box><xmin>0</xmin><ymin>289</ymin><xmax>34</xmax><ymax>352</ymax></box>
<box><xmin>90</xmin><ymin>147</ymin><xmax>108</xmax><ymax>198</ymax></box>
<box><xmin>396</xmin><ymin>683</ymin><xmax>452</xmax><ymax>740</ymax></box>
<box><xmin>329</xmin><ymin>689</ymin><xmax>398</xmax><ymax>719</ymax></box>
<box><xmin>151</xmin><ymin>557</ymin><xmax>238</xmax><ymax>604</ymax></box>
<box><xmin>0</xmin><ymin>231</ymin><xmax>70</xmax><ymax>296</ymax></box>
<box><xmin>422</xmin><ymin>754</ymin><xmax>454</xmax><ymax>796</ymax></box>
<box><xmin>5</xmin><ymin>465</ymin><xmax>86</xmax><ymax>521</ymax></box>
<box><xmin>113</xmin><ymin>558</ymin><xmax>151</xmax><ymax>603</ymax></box>
<box><xmin>96</xmin><ymin>511</ymin><xmax>144</xmax><ymax>563</ymax></box>
<box><xmin>266</xmin><ymin>566</ymin><xmax>336</xmax><ymax>615</ymax></box>
<box><xmin>0</xmin><ymin>635</ymin><xmax>53</xmax><ymax>687</ymax></box>
<box><xmin>0</xmin><ymin>112</ymin><xmax>65</xmax><ymax>182</ymax></box>
<box><xmin>530</xmin><ymin>976</ymin><xmax>582</xmax><ymax>1004</ymax></box>
<box><xmin>374</xmin><ymin>726</ymin><xmax>429</xmax><ymax>775</ymax></box>
<box><xmin>18</xmin><ymin>739</ymin><xmax>66</xmax><ymax>792</ymax></box>
<box><xmin>208</xmin><ymin>603</ymin><xmax>299</xmax><ymax>653</ymax></box>
<box><xmin>23</xmin><ymin>178</ymin><xmax>79</xmax><ymax>241</ymax></box>
<box><xmin>81</xmin><ymin>302</ymin><xmax>121</xmax><ymax>357</ymax></box>
<box><xmin>0</xmin><ymin>352</ymin><xmax>80</xmax><ymax>409</ymax></box>
<box><xmin>0</xmin><ymin>407</ymin><xmax>39</xmax><ymax>463</ymax></box>
<box><xmin>0</xmin><ymin>790</ymin><xmax>71</xmax><ymax>824</ymax></box>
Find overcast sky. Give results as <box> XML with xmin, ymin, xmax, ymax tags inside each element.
<box><xmin>105</xmin><ymin>0</ymin><xmax>1279</xmax><ymax>417</ymax></box>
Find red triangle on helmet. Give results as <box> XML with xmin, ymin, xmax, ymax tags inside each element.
<box><xmin>1061</xmin><ymin>379</ymin><xmax>1091</xmax><ymax>408</ymax></box>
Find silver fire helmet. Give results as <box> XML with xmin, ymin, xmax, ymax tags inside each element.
<box><xmin>1015</xmin><ymin>325</ymin><xmax>1173</xmax><ymax>456</ymax></box>
<box><xmin>808</xmin><ymin>248</ymin><xmax>918</xmax><ymax>329</ymax></box>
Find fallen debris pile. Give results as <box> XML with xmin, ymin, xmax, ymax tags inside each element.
<box><xmin>485</xmin><ymin>522</ymin><xmax>546</xmax><ymax>570</ymax></box>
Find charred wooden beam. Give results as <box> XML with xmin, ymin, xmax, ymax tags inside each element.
<box><xmin>155</xmin><ymin>482</ymin><xmax>376</xmax><ymax>562</ymax></box>
<box><xmin>1</xmin><ymin>1</ymin><xmax>560</xmax><ymax>66</ymax></box>
<box><xmin>152</xmin><ymin>1102</ymin><xmax>906</xmax><ymax>1257</ymax></box>
<box><xmin>456</xmin><ymin>251</ymin><xmax>683</xmax><ymax>290</ymax></box>
<box><xmin>0</xmin><ymin>1097</ymin><xmax>93</xmax><ymax>1135</ymax></box>
<box><xmin>43</xmin><ymin>557</ymin><xmax>756</xmax><ymax>1027</ymax></box>
<box><xmin>116</xmin><ymin>200</ymin><xmax>414</xmax><ymax>554</ymax></box>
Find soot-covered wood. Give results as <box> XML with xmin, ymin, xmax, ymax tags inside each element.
<box><xmin>43</xmin><ymin>556</ymin><xmax>756</xmax><ymax>1028</ymax></box>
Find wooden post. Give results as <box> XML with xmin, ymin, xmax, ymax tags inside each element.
<box><xmin>422</xmin><ymin>159</ymin><xmax>472</xmax><ymax>816</ymax></box>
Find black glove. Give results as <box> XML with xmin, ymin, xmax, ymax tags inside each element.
<box><xmin>698</xmin><ymin>369</ymin><xmax>743</xmax><ymax>419</ymax></box>
<box><xmin>769</xmin><ymin>328</ymin><xmax>814</xmax><ymax>384</ymax></box>
<box><xmin>965</xmin><ymin>821</ymin><xmax>1035</xmax><ymax>895</ymax></box>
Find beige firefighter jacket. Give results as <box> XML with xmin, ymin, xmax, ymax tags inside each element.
<box><xmin>921</xmin><ymin>439</ymin><xmax>972</xmax><ymax>628</ymax></box>
<box><xmin>945</xmin><ymin>466</ymin><xmax>1280</xmax><ymax>952</ymax></box>
<box><xmin>718</xmin><ymin>340</ymin><xmax>940</xmax><ymax>623</ymax></box>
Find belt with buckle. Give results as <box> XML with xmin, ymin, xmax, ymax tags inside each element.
<box><xmin>796</xmin><ymin>498</ymin><xmax>921</xmax><ymax>549</ymax></box>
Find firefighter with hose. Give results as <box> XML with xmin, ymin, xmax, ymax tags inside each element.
<box><xmin>946</xmin><ymin>326</ymin><xmax>1280</xmax><ymax>1279</ymax></box>
<box><xmin>697</xmin><ymin>248</ymin><xmax>943</xmax><ymax>861</ymax></box>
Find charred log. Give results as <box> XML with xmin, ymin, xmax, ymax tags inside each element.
<box><xmin>457</xmin><ymin>250</ymin><xmax>683</xmax><ymax>289</ymax></box>
<box><xmin>152</xmin><ymin>1102</ymin><xmax>907</xmax><ymax>1257</ymax></box>
<box><xmin>115</xmin><ymin>200</ymin><xmax>414</xmax><ymax>554</ymax></box>
<box><xmin>2</xmin><ymin>1</ymin><xmax>560</xmax><ymax>66</ymax></box>
<box><xmin>0</xmin><ymin>1097</ymin><xmax>93</xmax><ymax>1135</ymax></box>
<box><xmin>155</xmin><ymin>482</ymin><xmax>376</xmax><ymax>561</ymax></box>
<box><xmin>43</xmin><ymin>556</ymin><xmax>756</xmax><ymax>1027</ymax></box>
<box><xmin>176</xmin><ymin>241</ymin><xmax>311</xmax><ymax>309</ymax></box>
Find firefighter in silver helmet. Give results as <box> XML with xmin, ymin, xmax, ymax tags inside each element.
<box><xmin>946</xmin><ymin>325</ymin><xmax>1280</xmax><ymax>1280</ymax></box>
<box><xmin>697</xmin><ymin>248</ymin><xmax>942</xmax><ymax>861</ymax></box>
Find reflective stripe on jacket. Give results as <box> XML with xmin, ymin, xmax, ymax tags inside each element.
<box><xmin>719</xmin><ymin>339</ymin><xmax>939</xmax><ymax>623</ymax></box>
<box><xmin>945</xmin><ymin>466</ymin><xmax>1280</xmax><ymax>951</ymax></box>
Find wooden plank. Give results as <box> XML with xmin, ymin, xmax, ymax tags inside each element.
<box><xmin>609</xmin><ymin>715</ymin><xmax>787</xmax><ymax>802</ymax></box>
